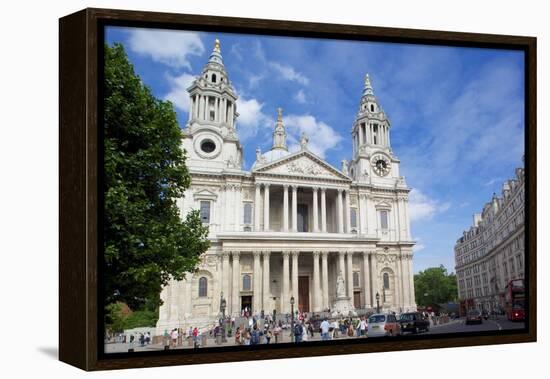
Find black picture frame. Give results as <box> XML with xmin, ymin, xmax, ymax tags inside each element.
<box><xmin>59</xmin><ymin>7</ymin><xmax>537</xmax><ymax>371</ymax></box>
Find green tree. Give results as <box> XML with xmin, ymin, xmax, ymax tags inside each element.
<box><xmin>103</xmin><ymin>43</ymin><xmax>210</xmax><ymax>312</ymax></box>
<box><xmin>414</xmin><ymin>265</ymin><xmax>458</xmax><ymax>307</ymax></box>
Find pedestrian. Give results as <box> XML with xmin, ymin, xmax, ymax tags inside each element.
<box><xmin>294</xmin><ymin>321</ymin><xmax>303</xmax><ymax>343</ymax></box>
<box><xmin>266</xmin><ymin>329</ymin><xmax>272</xmax><ymax>344</ymax></box>
<box><xmin>235</xmin><ymin>326</ymin><xmax>242</xmax><ymax>345</ymax></box>
<box><xmin>301</xmin><ymin>323</ymin><xmax>308</xmax><ymax>342</ymax></box>
<box><xmin>192</xmin><ymin>327</ymin><xmax>199</xmax><ymax>348</ymax></box>
<box><xmin>139</xmin><ymin>333</ymin><xmax>145</xmax><ymax>347</ymax></box>
<box><xmin>273</xmin><ymin>323</ymin><xmax>281</xmax><ymax>343</ymax></box>
<box><xmin>250</xmin><ymin>325</ymin><xmax>261</xmax><ymax>345</ymax></box>
<box><xmin>320</xmin><ymin>318</ymin><xmax>330</xmax><ymax>341</ymax></box>
<box><xmin>145</xmin><ymin>331</ymin><xmax>151</xmax><ymax>345</ymax></box>
<box><xmin>359</xmin><ymin>317</ymin><xmax>367</xmax><ymax>337</ymax></box>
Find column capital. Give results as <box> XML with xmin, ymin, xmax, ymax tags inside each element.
<box><xmin>255</xmin><ymin>182</ymin><xmax>262</xmax><ymax>189</ymax></box>
<box><xmin>346</xmin><ymin>250</ymin><xmax>354</xmax><ymax>257</ymax></box>
<box><xmin>222</xmin><ymin>250</ymin><xmax>231</xmax><ymax>259</ymax></box>
<box><xmin>338</xmin><ymin>250</ymin><xmax>346</xmax><ymax>257</ymax></box>
<box><xmin>232</xmin><ymin>251</ymin><xmax>241</xmax><ymax>259</ymax></box>
<box><xmin>291</xmin><ymin>184</ymin><xmax>298</xmax><ymax>191</ymax></box>
<box><xmin>253</xmin><ymin>250</ymin><xmax>262</xmax><ymax>258</ymax></box>
<box><xmin>321</xmin><ymin>250</ymin><xmax>329</xmax><ymax>258</ymax></box>
<box><xmin>283</xmin><ymin>183</ymin><xmax>290</xmax><ymax>189</ymax></box>
<box><xmin>313</xmin><ymin>251</ymin><xmax>321</xmax><ymax>259</ymax></box>
<box><xmin>312</xmin><ymin>186</ymin><xmax>319</xmax><ymax>192</ymax></box>
<box><xmin>291</xmin><ymin>250</ymin><xmax>300</xmax><ymax>258</ymax></box>
<box><xmin>263</xmin><ymin>182</ymin><xmax>271</xmax><ymax>188</ymax></box>
<box><xmin>262</xmin><ymin>250</ymin><xmax>271</xmax><ymax>257</ymax></box>
<box><xmin>282</xmin><ymin>250</ymin><xmax>291</xmax><ymax>258</ymax></box>
<box><xmin>337</xmin><ymin>188</ymin><xmax>344</xmax><ymax>194</ymax></box>
<box><xmin>320</xmin><ymin>187</ymin><xmax>327</xmax><ymax>193</ymax></box>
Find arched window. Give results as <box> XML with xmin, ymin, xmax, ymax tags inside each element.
<box><xmin>212</xmin><ymin>73</ymin><xmax>217</xmax><ymax>83</ymax></box>
<box><xmin>198</xmin><ymin>277</ymin><xmax>208</xmax><ymax>297</ymax></box>
<box><xmin>242</xmin><ymin>274</ymin><xmax>251</xmax><ymax>291</ymax></box>
<box><xmin>383</xmin><ymin>273</ymin><xmax>390</xmax><ymax>289</ymax></box>
<box><xmin>370</xmin><ymin>104</ymin><xmax>375</xmax><ymax>112</ymax></box>
<box><xmin>353</xmin><ymin>272</ymin><xmax>360</xmax><ymax>287</ymax></box>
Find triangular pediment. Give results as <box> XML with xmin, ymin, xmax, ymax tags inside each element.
<box><xmin>254</xmin><ymin>150</ymin><xmax>350</xmax><ymax>181</ymax></box>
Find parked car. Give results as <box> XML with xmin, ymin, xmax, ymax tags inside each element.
<box><xmin>465</xmin><ymin>309</ymin><xmax>483</xmax><ymax>325</ymax></box>
<box><xmin>367</xmin><ymin>313</ymin><xmax>401</xmax><ymax>337</ymax></box>
<box><xmin>399</xmin><ymin>312</ymin><xmax>430</xmax><ymax>333</ymax></box>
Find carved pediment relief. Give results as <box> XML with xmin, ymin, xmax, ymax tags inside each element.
<box><xmin>255</xmin><ymin>151</ymin><xmax>350</xmax><ymax>180</ymax></box>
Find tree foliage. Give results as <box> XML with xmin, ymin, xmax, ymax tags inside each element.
<box><xmin>103</xmin><ymin>43</ymin><xmax>210</xmax><ymax>311</ymax></box>
<box><xmin>414</xmin><ymin>265</ymin><xmax>458</xmax><ymax>307</ymax></box>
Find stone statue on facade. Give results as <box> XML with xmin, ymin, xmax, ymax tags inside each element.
<box><xmin>336</xmin><ymin>270</ymin><xmax>346</xmax><ymax>298</ymax></box>
<box><xmin>300</xmin><ymin>132</ymin><xmax>309</xmax><ymax>150</ymax></box>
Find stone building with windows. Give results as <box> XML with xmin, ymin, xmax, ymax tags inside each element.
<box><xmin>454</xmin><ymin>164</ymin><xmax>525</xmax><ymax>314</ymax></box>
<box><xmin>156</xmin><ymin>40</ymin><xmax>417</xmax><ymax>332</ymax></box>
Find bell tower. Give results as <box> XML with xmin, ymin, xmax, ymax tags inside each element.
<box><xmin>349</xmin><ymin>74</ymin><xmax>399</xmax><ymax>182</ymax></box>
<box><xmin>182</xmin><ymin>39</ymin><xmax>243</xmax><ymax>172</ymax></box>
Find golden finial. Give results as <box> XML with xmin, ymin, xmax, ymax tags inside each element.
<box><xmin>214</xmin><ymin>39</ymin><xmax>220</xmax><ymax>51</ymax></box>
<box><xmin>277</xmin><ymin>107</ymin><xmax>283</xmax><ymax>121</ymax></box>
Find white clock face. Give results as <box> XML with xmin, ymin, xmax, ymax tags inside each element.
<box><xmin>371</xmin><ymin>154</ymin><xmax>391</xmax><ymax>176</ymax></box>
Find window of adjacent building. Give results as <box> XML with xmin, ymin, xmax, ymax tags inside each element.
<box><xmin>353</xmin><ymin>272</ymin><xmax>360</xmax><ymax>287</ymax></box>
<box><xmin>380</xmin><ymin>210</ymin><xmax>389</xmax><ymax>230</ymax></box>
<box><xmin>242</xmin><ymin>274</ymin><xmax>251</xmax><ymax>291</ymax></box>
<box><xmin>200</xmin><ymin>201</ymin><xmax>211</xmax><ymax>224</ymax></box>
<box><xmin>243</xmin><ymin>202</ymin><xmax>252</xmax><ymax>224</ymax></box>
<box><xmin>350</xmin><ymin>208</ymin><xmax>357</xmax><ymax>229</ymax></box>
<box><xmin>198</xmin><ymin>277</ymin><xmax>208</xmax><ymax>297</ymax></box>
<box><xmin>383</xmin><ymin>273</ymin><xmax>390</xmax><ymax>289</ymax></box>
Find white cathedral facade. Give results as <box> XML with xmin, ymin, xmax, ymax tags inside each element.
<box><xmin>156</xmin><ymin>40</ymin><xmax>416</xmax><ymax>332</ymax></box>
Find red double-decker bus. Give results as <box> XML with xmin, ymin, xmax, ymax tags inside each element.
<box><xmin>504</xmin><ymin>278</ymin><xmax>525</xmax><ymax>321</ymax></box>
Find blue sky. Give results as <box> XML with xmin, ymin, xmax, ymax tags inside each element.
<box><xmin>105</xmin><ymin>27</ymin><xmax>525</xmax><ymax>274</ymax></box>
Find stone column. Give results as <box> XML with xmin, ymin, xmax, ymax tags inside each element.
<box><xmin>312</xmin><ymin>187</ymin><xmax>319</xmax><ymax>232</ymax></box>
<box><xmin>283</xmin><ymin>184</ymin><xmax>289</xmax><ymax>232</ymax></box>
<box><xmin>234</xmin><ymin>185</ymin><xmax>241</xmax><ymax>231</ymax></box>
<box><xmin>313</xmin><ymin>251</ymin><xmax>321</xmax><ymax>311</ymax></box>
<box><xmin>321</xmin><ymin>251</ymin><xmax>329</xmax><ymax>310</ymax></box>
<box><xmin>395</xmin><ymin>255</ymin><xmax>402</xmax><ymax>309</ymax></box>
<box><xmin>215</xmin><ymin>97</ymin><xmax>219</xmax><ymax>122</ymax></box>
<box><xmin>408</xmin><ymin>254</ymin><xmax>416</xmax><ymax>307</ymax></box>
<box><xmin>282</xmin><ymin>251</ymin><xmax>290</xmax><ymax>313</ymax></box>
<box><xmin>253</xmin><ymin>251</ymin><xmax>262</xmax><ymax>313</ymax></box>
<box><xmin>291</xmin><ymin>185</ymin><xmax>298</xmax><ymax>232</ymax></box>
<box><xmin>371</xmin><ymin>252</ymin><xmax>379</xmax><ymax>305</ymax></box>
<box><xmin>346</xmin><ymin>251</ymin><xmax>354</xmax><ymax>300</ymax></box>
<box><xmin>359</xmin><ymin>124</ymin><xmax>364</xmax><ymax>145</ymax></box>
<box><xmin>222</xmin><ymin>251</ymin><xmax>231</xmax><ymax>307</ymax></box>
<box><xmin>337</xmin><ymin>189</ymin><xmax>344</xmax><ymax>233</ymax></box>
<box><xmin>254</xmin><ymin>183</ymin><xmax>261</xmax><ymax>231</ymax></box>
<box><xmin>344</xmin><ymin>190</ymin><xmax>351</xmax><ymax>233</ymax></box>
<box><xmin>362</xmin><ymin>252</ymin><xmax>371</xmax><ymax>308</ymax></box>
<box><xmin>232</xmin><ymin>251</ymin><xmax>240</xmax><ymax>315</ymax></box>
<box><xmin>338</xmin><ymin>251</ymin><xmax>346</xmax><ymax>285</ymax></box>
<box><xmin>291</xmin><ymin>251</ymin><xmax>299</xmax><ymax>305</ymax></box>
<box><xmin>263</xmin><ymin>184</ymin><xmax>270</xmax><ymax>231</ymax></box>
<box><xmin>263</xmin><ymin>251</ymin><xmax>271</xmax><ymax>312</ymax></box>
<box><xmin>321</xmin><ymin>188</ymin><xmax>327</xmax><ymax>232</ymax></box>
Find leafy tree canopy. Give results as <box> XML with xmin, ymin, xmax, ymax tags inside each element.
<box><xmin>103</xmin><ymin>43</ymin><xmax>210</xmax><ymax>312</ymax></box>
<box><xmin>414</xmin><ymin>265</ymin><xmax>458</xmax><ymax>307</ymax></box>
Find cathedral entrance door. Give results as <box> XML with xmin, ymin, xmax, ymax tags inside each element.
<box><xmin>241</xmin><ymin>296</ymin><xmax>252</xmax><ymax>312</ymax></box>
<box><xmin>297</xmin><ymin>204</ymin><xmax>309</xmax><ymax>232</ymax></box>
<box><xmin>353</xmin><ymin>291</ymin><xmax>362</xmax><ymax>309</ymax></box>
<box><xmin>298</xmin><ymin>276</ymin><xmax>310</xmax><ymax>312</ymax></box>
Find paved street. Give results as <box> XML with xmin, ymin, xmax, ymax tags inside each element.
<box><xmin>104</xmin><ymin>316</ymin><xmax>525</xmax><ymax>353</ymax></box>
<box><xmin>423</xmin><ymin>316</ymin><xmax>524</xmax><ymax>335</ymax></box>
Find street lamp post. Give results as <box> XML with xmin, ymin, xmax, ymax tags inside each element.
<box><xmin>220</xmin><ymin>292</ymin><xmax>227</xmax><ymax>343</ymax></box>
<box><xmin>290</xmin><ymin>296</ymin><xmax>295</xmax><ymax>342</ymax></box>
<box><xmin>376</xmin><ymin>292</ymin><xmax>380</xmax><ymax>313</ymax></box>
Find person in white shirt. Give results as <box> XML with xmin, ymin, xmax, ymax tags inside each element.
<box><xmin>320</xmin><ymin>319</ymin><xmax>330</xmax><ymax>341</ymax></box>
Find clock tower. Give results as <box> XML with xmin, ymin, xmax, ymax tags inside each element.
<box><xmin>349</xmin><ymin>74</ymin><xmax>401</xmax><ymax>184</ymax></box>
<box><xmin>182</xmin><ymin>39</ymin><xmax>243</xmax><ymax>173</ymax></box>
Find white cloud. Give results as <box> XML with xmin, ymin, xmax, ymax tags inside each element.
<box><xmin>408</xmin><ymin>189</ymin><xmax>451</xmax><ymax>222</ymax></box>
<box><xmin>294</xmin><ymin>89</ymin><xmax>307</xmax><ymax>104</ymax></box>
<box><xmin>269</xmin><ymin>62</ymin><xmax>309</xmax><ymax>85</ymax></box>
<box><xmin>127</xmin><ymin>29</ymin><xmax>204</xmax><ymax>69</ymax></box>
<box><xmin>235</xmin><ymin>97</ymin><xmax>273</xmax><ymax>142</ymax></box>
<box><xmin>164</xmin><ymin>73</ymin><xmax>195</xmax><ymax>112</ymax></box>
<box><xmin>283</xmin><ymin>115</ymin><xmax>342</xmax><ymax>158</ymax></box>
<box><xmin>412</xmin><ymin>243</ymin><xmax>426</xmax><ymax>253</ymax></box>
